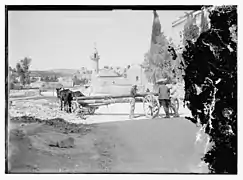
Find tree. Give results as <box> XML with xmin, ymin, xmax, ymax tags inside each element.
<box><xmin>182</xmin><ymin>5</ymin><xmax>237</xmax><ymax>173</ymax></box>
<box><xmin>144</xmin><ymin>11</ymin><xmax>175</xmax><ymax>84</ymax></box>
<box><xmin>44</xmin><ymin>76</ymin><xmax>50</xmax><ymax>82</ymax></box>
<box><xmin>142</xmin><ymin>52</ymin><xmax>153</xmax><ymax>82</ymax></box>
<box><xmin>53</xmin><ymin>75</ymin><xmax>58</xmax><ymax>82</ymax></box>
<box><xmin>183</xmin><ymin>12</ymin><xmax>200</xmax><ymax>46</ymax></box>
<box><xmin>16</xmin><ymin>57</ymin><xmax>32</xmax><ymax>86</ymax></box>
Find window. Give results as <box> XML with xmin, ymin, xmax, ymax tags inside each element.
<box><xmin>136</xmin><ymin>76</ymin><xmax>139</xmax><ymax>81</ymax></box>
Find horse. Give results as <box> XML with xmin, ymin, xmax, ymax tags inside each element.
<box><xmin>56</xmin><ymin>87</ymin><xmax>73</xmax><ymax>113</ymax></box>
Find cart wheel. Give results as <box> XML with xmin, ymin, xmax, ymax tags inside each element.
<box><xmin>143</xmin><ymin>94</ymin><xmax>160</xmax><ymax>119</ymax></box>
<box><xmin>88</xmin><ymin>107</ymin><xmax>97</xmax><ymax>115</ymax></box>
<box><xmin>71</xmin><ymin>101</ymin><xmax>79</xmax><ymax>113</ymax></box>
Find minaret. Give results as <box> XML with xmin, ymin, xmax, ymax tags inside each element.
<box><xmin>90</xmin><ymin>42</ymin><xmax>100</xmax><ymax>74</ymax></box>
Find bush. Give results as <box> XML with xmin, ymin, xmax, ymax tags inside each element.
<box><xmin>182</xmin><ymin>5</ymin><xmax>237</xmax><ymax>173</ymax></box>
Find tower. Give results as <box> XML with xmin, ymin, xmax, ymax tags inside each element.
<box><xmin>90</xmin><ymin>42</ymin><xmax>100</xmax><ymax>74</ymax></box>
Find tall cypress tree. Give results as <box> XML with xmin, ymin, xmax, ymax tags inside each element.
<box><xmin>144</xmin><ymin>10</ymin><xmax>174</xmax><ymax>83</ymax></box>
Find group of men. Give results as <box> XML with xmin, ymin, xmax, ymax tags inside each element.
<box><xmin>129</xmin><ymin>78</ymin><xmax>179</xmax><ymax>119</ymax></box>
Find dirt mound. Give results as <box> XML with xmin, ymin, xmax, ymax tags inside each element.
<box><xmin>49</xmin><ymin>137</ymin><xmax>75</xmax><ymax>148</ymax></box>
<box><xmin>10</xmin><ymin>116</ymin><xmax>94</xmax><ymax>134</ymax></box>
<box><xmin>44</xmin><ymin>118</ymin><xmax>93</xmax><ymax>134</ymax></box>
<box><xmin>11</xmin><ymin>116</ymin><xmax>43</xmax><ymax>124</ymax></box>
<box><xmin>8</xmin><ymin>116</ymin><xmax>114</xmax><ymax>173</ymax></box>
<box><xmin>9</xmin><ymin>99</ymin><xmax>88</xmax><ymax>124</ymax></box>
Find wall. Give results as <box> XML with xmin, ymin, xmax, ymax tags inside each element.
<box><xmin>126</xmin><ymin>65</ymin><xmax>148</xmax><ymax>85</ymax></box>
<box><xmin>95</xmin><ymin>77</ymin><xmax>126</xmax><ymax>86</ymax></box>
<box><xmin>90</xmin><ymin>75</ymin><xmax>146</xmax><ymax>95</ymax></box>
<box><xmin>91</xmin><ymin>84</ymin><xmax>146</xmax><ymax>95</ymax></box>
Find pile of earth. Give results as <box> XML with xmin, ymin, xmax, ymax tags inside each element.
<box><xmin>9</xmin><ymin>99</ymin><xmax>89</xmax><ymax>123</ymax></box>
<box><xmin>7</xmin><ymin>116</ymin><xmax>116</xmax><ymax>173</ymax></box>
<box><xmin>10</xmin><ymin>116</ymin><xmax>94</xmax><ymax>134</ymax></box>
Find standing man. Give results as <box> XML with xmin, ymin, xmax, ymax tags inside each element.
<box><xmin>169</xmin><ymin>80</ymin><xmax>180</xmax><ymax>117</ymax></box>
<box><xmin>129</xmin><ymin>84</ymin><xmax>138</xmax><ymax>119</ymax></box>
<box><xmin>157</xmin><ymin>78</ymin><xmax>170</xmax><ymax>118</ymax></box>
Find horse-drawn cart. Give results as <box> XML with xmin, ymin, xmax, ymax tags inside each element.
<box><xmin>71</xmin><ymin>93</ymin><xmax>179</xmax><ymax>119</ymax></box>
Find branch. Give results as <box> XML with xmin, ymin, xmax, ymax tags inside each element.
<box><xmin>201</xmin><ymin>39</ymin><xmax>215</xmax><ymax>52</ymax></box>
<box><xmin>215</xmin><ymin>30</ymin><xmax>230</xmax><ymax>49</ymax></box>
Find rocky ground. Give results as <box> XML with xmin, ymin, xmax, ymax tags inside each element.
<box><xmin>7</xmin><ymin>94</ymin><xmax>209</xmax><ymax>173</ymax></box>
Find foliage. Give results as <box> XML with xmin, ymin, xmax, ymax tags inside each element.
<box><xmin>9</xmin><ymin>66</ymin><xmax>18</xmax><ymax>84</ymax></box>
<box><xmin>183</xmin><ymin>12</ymin><xmax>200</xmax><ymax>46</ymax></box>
<box><xmin>41</xmin><ymin>75</ymin><xmax>58</xmax><ymax>82</ymax></box>
<box><xmin>72</xmin><ymin>75</ymin><xmax>88</xmax><ymax>86</ymax></box>
<box><xmin>143</xmin><ymin>11</ymin><xmax>176</xmax><ymax>84</ymax></box>
<box><xmin>16</xmin><ymin>57</ymin><xmax>32</xmax><ymax>86</ymax></box>
<box><xmin>182</xmin><ymin>5</ymin><xmax>237</xmax><ymax>173</ymax></box>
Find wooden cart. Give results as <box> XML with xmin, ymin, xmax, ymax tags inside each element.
<box><xmin>71</xmin><ymin>93</ymin><xmax>179</xmax><ymax>119</ymax></box>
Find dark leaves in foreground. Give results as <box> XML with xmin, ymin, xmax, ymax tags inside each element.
<box><xmin>182</xmin><ymin>5</ymin><xmax>237</xmax><ymax>173</ymax></box>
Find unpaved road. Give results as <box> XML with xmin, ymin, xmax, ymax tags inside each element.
<box><xmin>96</xmin><ymin>118</ymin><xmax>208</xmax><ymax>173</ymax></box>
<box><xmin>8</xmin><ymin>116</ymin><xmax>208</xmax><ymax>173</ymax></box>
<box><xmin>7</xmin><ymin>95</ymin><xmax>208</xmax><ymax>173</ymax></box>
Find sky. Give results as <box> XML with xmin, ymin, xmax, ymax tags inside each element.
<box><xmin>8</xmin><ymin>10</ymin><xmax>187</xmax><ymax>70</ymax></box>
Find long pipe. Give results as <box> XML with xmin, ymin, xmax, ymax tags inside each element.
<box><xmin>75</xmin><ymin>93</ymin><xmax>158</xmax><ymax>101</ymax></box>
<box><xmin>76</xmin><ymin>97</ymin><xmax>144</xmax><ymax>104</ymax></box>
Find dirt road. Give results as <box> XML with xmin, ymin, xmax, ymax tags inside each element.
<box><xmin>8</xmin><ymin>115</ymin><xmax>208</xmax><ymax>173</ymax></box>
<box><xmin>96</xmin><ymin>118</ymin><xmax>208</xmax><ymax>173</ymax></box>
<box><xmin>7</xmin><ymin>95</ymin><xmax>208</xmax><ymax>173</ymax></box>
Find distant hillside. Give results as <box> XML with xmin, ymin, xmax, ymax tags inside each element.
<box><xmin>49</xmin><ymin>69</ymin><xmax>79</xmax><ymax>74</ymax></box>
<box><xmin>30</xmin><ymin>69</ymin><xmax>79</xmax><ymax>77</ymax></box>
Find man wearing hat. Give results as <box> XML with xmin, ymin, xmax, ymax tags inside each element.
<box><xmin>157</xmin><ymin>78</ymin><xmax>170</xmax><ymax>118</ymax></box>
<box><xmin>129</xmin><ymin>84</ymin><xmax>138</xmax><ymax>119</ymax></box>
